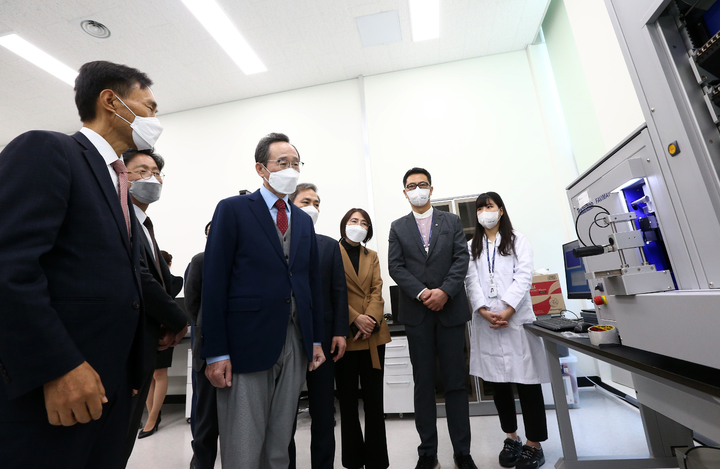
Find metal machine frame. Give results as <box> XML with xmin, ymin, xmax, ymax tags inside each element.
<box><xmin>567</xmin><ymin>0</ymin><xmax>720</xmax><ymax>371</ymax></box>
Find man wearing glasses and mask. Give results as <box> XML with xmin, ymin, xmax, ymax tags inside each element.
<box><xmin>388</xmin><ymin>167</ymin><xmax>476</xmax><ymax>469</ymax></box>
<box><xmin>202</xmin><ymin>133</ymin><xmax>325</xmax><ymax>469</ymax></box>
<box><xmin>121</xmin><ymin>149</ymin><xmax>188</xmax><ymax>458</ymax></box>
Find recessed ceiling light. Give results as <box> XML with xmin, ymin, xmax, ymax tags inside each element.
<box><xmin>80</xmin><ymin>20</ymin><xmax>111</xmax><ymax>39</ymax></box>
<box><xmin>356</xmin><ymin>11</ymin><xmax>403</xmax><ymax>48</ymax></box>
<box><xmin>409</xmin><ymin>0</ymin><xmax>440</xmax><ymax>42</ymax></box>
<box><xmin>180</xmin><ymin>0</ymin><xmax>267</xmax><ymax>75</ymax></box>
<box><xmin>0</xmin><ymin>34</ymin><xmax>77</xmax><ymax>86</ymax></box>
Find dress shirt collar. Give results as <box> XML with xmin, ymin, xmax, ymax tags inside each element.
<box><xmin>79</xmin><ymin>127</ymin><xmax>120</xmax><ymax>166</ymax></box>
<box><xmin>132</xmin><ymin>203</ymin><xmax>147</xmax><ymax>224</ymax></box>
<box><xmin>412</xmin><ymin>206</ymin><xmax>434</xmax><ymax>220</ymax></box>
<box><xmin>260</xmin><ymin>184</ymin><xmax>290</xmax><ymax>212</ymax></box>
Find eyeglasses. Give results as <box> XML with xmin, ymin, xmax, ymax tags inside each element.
<box><xmin>347</xmin><ymin>218</ymin><xmax>369</xmax><ymax>228</ymax></box>
<box><xmin>267</xmin><ymin>158</ymin><xmax>304</xmax><ymax>171</ymax></box>
<box><xmin>405</xmin><ymin>182</ymin><xmax>430</xmax><ymax>190</ymax></box>
<box><xmin>131</xmin><ymin>169</ymin><xmax>164</xmax><ymax>181</ymax></box>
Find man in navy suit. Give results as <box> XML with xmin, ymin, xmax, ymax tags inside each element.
<box><xmin>0</xmin><ymin>61</ymin><xmax>161</xmax><ymax>469</ymax></box>
<box><xmin>202</xmin><ymin>133</ymin><xmax>326</xmax><ymax>469</ymax></box>
<box><xmin>288</xmin><ymin>183</ymin><xmax>349</xmax><ymax>469</ymax></box>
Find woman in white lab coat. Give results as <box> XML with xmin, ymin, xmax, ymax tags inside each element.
<box><xmin>465</xmin><ymin>192</ymin><xmax>549</xmax><ymax>469</ymax></box>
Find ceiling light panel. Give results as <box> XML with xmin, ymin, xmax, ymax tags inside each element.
<box><xmin>0</xmin><ymin>34</ymin><xmax>78</xmax><ymax>86</ymax></box>
<box><xmin>180</xmin><ymin>0</ymin><xmax>267</xmax><ymax>75</ymax></box>
<box><xmin>409</xmin><ymin>0</ymin><xmax>440</xmax><ymax>42</ymax></box>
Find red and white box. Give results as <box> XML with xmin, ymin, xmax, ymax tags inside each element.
<box><xmin>530</xmin><ymin>273</ymin><xmax>566</xmax><ymax>316</ymax></box>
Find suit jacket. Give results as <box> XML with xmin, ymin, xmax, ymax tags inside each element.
<box><xmin>200</xmin><ymin>189</ymin><xmax>324</xmax><ymax>373</ymax></box>
<box><xmin>136</xmin><ymin>221</ymin><xmax>188</xmax><ymax>378</ymax></box>
<box><xmin>316</xmin><ymin>235</ymin><xmax>350</xmax><ymax>339</ymax></box>
<box><xmin>340</xmin><ymin>244</ymin><xmax>391</xmax><ymax>369</ymax></box>
<box><xmin>0</xmin><ymin>130</ymin><xmax>144</xmax><ymax>421</ymax></box>
<box><xmin>185</xmin><ymin>252</ymin><xmax>205</xmax><ymax>372</ymax></box>
<box><xmin>388</xmin><ymin>209</ymin><xmax>470</xmax><ymax>327</ymax></box>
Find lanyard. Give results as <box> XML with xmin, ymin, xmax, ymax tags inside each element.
<box><xmin>416</xmin><ymin>216</ymin><xmax>433</xmax><ymax>252</ymax></box>
<box><xmin>486</xmin><ymin>236</ymin><xmax>496</xmax><ymax>280</ymax></box>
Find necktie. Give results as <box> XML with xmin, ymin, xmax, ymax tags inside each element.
<box><xmin>110</xmin><ymin>159</ymin><xmax>131</xmax><ymax>240</ymax></box>
<box><xmin>143</xmin><ymin>217</ymin><xmax>167</xmax><ymax>290</ymax></box>
<box><xmin>275</xmin><ymin>199</ymin><xmax>288</xmax><ymax>235</ymax></box>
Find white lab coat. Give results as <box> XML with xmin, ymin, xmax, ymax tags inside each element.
<box><xmin>465</xmin><ymin>231</ymin><xmax>549</xmax><ymax>384</ymax></box>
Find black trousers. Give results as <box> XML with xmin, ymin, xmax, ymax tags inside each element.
<box><xmin>289</xmin><ymin>335</ymin><xmax>337</xmax><ymax>469</ymax></box>
<box><xmin>191</xmin><ymin>363</ymin><xmax>219</xmax><ymax>469</ymax></box>
<box><xmin>124</xmin><ymin>366</ymin><xmax>155</xmax><ymax>461</ymax></box>
<box><xmin>334</xmin><ymin>346</ymin><xmax>388</xmax><ymax>469</ymax></box>
<box><xmin>490</xmin><ymin>382</ymin><xmax>548</xmax><ymax>443</ymax></box>
<box><xmin>405</xmin><ymin>316</ymin><xmax>471</xmax><ymax>457</ymax></box>
<box><xmin>0</xmin><ymin>370</ymin><xmax>132</xmax><ymax>469</ymax></box>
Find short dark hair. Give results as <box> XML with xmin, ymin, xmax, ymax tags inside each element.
<box><xmin>160</xmin><ymin>250</ymin><xmax>172</xmax><ymax>265</ymax></box>
<box><xmin>340</xmin><ymin>208</ymin><xmax>373</xmax><ymax>244</ymax></box>
<box><xmin>122</xmin><ymin>149</ymin><xmax>165</xmax><ymax>171</ymax></box>
<box><xmin>255</xmin><ymin>132</ymin><xmax>294</xmax><ymax>166</ymax></box>
<box><xmin>289</xmin><ymin>183</ymin><xmax>319</xmax><ymax>203</ymax></box>
<box><xmin>74</xmin><ymin>61</ymin><xmax>153</xmax><ymax>122</ymax></box>
<box><xmin>403</xmin><ymin>167</ymin><xmax>432</xmax><ymax>188</ymax></box>
<box><xmin>205</xmin><ymin>222</ymin><xmax>211</xmax><ymax>236</ymax></box>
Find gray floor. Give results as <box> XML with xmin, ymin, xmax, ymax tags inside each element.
<box><xmin>127</xmin><ymin>387</ymin><xmax>655</xmax><ymax>468</ymax></box>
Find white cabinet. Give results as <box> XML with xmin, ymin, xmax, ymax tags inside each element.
<box><xmin>383</xmin><ymin>336</ymin><xmax>415</xmax><ymax>414</ymax></box>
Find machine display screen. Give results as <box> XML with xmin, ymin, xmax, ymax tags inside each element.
<box><xmin>563</xmin><ymin>240</ymin><xmax>593</xmax><ymax>300</ymax></box>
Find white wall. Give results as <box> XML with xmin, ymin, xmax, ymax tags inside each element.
<box><xmin>148</xmin><ymin>52</ymin><xmax>582</xmax><ymax>315</ymax></box>
<box><xmin>151</xmin><ymin>79</ymin><xmax>367</xmax><ymax>282</ymax></box>
<box><xmin>363</xmin><ymin>51</ymin><xmax>577</xmax><ymax>306</ymax></box>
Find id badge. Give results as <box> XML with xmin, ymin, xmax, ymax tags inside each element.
<box><xmin>488</xmin><ymin>282</ymin><xmax>498</xmax><ymax>298</ymax></box>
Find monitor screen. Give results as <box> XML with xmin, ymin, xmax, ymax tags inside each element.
<box><xmin>563</xmin><ymin>240</ymin><xmax>593</xmax><ymax>300</ymax></box>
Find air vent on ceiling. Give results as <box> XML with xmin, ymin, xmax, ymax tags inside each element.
<box><xmin>80</xmin><ymin>20</ymin><xmax>111</xmax><ymax>39</ymax></box>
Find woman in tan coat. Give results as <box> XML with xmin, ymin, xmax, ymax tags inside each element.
<box><xmin>335</xmin><ymin>208</ymin><xmax>391</xmax><ymax>469</ymax></box>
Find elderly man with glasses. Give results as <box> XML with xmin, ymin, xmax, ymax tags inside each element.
<box><xmin>201</xmin><ymin>133</ymin><xmax>325</xmax><ymax>469</ymax></box>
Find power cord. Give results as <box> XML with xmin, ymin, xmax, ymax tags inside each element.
<box><xmin>682</xmin><ymin>446</ymin><xmax>720</xmax><ymax>468</ymax></box>
<box><xmin>574</xmin><ymin>204</ymin><xmax>610</xmax><ymax>247</ymax></box>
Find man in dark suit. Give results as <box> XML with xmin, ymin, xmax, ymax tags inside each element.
<box><xmin>202</xmin><ymin>133</ymin><xmax>326</xmax><ymax>469</ymax></box>
<box><xmin>388</xmin><ymin>168</ymin><xmax>477</xmax><ymax>469</ymax></box>
<box><xmin>288</xmin><ymin>183</ymin><xmax>349</xmax><ymax>469</ymax></box>
<box><xmin>122</xmin><ymin>149</ymin><xmax>188</xmax><ymax>456</ymax></box>
<box><xmin>186</xmin><ymin>221</ymin><xmax>220</xmax><ymax>469</ymax></box>
<box><xmin>0</xmin><ymin>61</ymin><xmax>161</xmax><ymax>469</ymax></box>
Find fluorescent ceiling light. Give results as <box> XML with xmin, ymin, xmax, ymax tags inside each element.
<box><xmin>181</xmin><ymin>0</ymin><xmax>267</xmax><ymax>75</ymax></box>
<box><xmin>0</xmin><ymin>34</ymin><xmax>78</xmax><ymax>86</ymax></box>
<box><xmin>409</xmin><ymin>0</ymin><xmax>440</xmax><ymax>42</ymax></box>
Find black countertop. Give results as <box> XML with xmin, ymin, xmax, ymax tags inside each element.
<box><xmin>525</xmin><ymin>323</ymin><xmax>720</xmax><ymax>399</ymax></box>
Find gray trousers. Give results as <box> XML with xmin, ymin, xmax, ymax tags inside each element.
<box><xmin>217</xmin><ymin>322</ymin><xmax>307</xmax><ymax>469</ymax></box>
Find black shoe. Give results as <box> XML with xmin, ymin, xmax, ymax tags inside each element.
<box><xmin>415</xmin><ymin>455</ymin><xmax>441</xmax><ymax>469</ymax></box>
<box><xmin>138</xmin><ymin>418</ymin><xmax>160</xmax><ymax>439</ymax></box>
<box><xmin>499</xmin><ymin>437</ymin><xmax>523</xmax><ymax>467</ymax></box>
<box><xmin>516</xmin><ymin>445</ymin><xmax>545</xmax><ymax>469</ymax></box>
<box><xmin>453</xmin><ymin>453</ymin><xmax>477</xmax><ymax>469</ymax></box>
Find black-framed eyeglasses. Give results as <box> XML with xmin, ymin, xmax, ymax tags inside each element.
<box><xmin>267</xmin><ymin>158</ymin><xmax>304</xmax><ymax>171</ymax></box>
<box><xmin>405</xmin><ymin>182</ymin><xmax>430</xmax><ymax>190</ymax></box>
<box><xmin>131</xmin><ymin>169</ymin><xmax>164</xmax><ymax>180</ymax></box>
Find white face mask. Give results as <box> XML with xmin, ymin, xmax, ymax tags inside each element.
<box><xmin>114</xmin><ymin>94</ymin><xmax>163</xmax><ymax>151</ymax></box>
<box><xmin>263</xmin><ymin>166</ymin><xmax>300</xmax><ymax>195</ymax></box>
<box><xmin>406</xmin><ymin>188</ymin><xmax>430</xmax><ymax>207</ymax></box>
<box><xmin>477</xmin><ymin>210</ymin><xmax>500</xmax><ymax>229</ymax></box>
<box><xmin>345</xmin><ymin>224</ymin><xmax>367</xmax><ymax>243</ymax></box>
<box><xmin>300</xmin><ymin>205</ymin><xmax>319</xmax><ymax>225</ymax></box>
<box><xmin>130</xmin><ymin>176</ymin><xmax>162</xmax><ymax>204</ymax></box>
